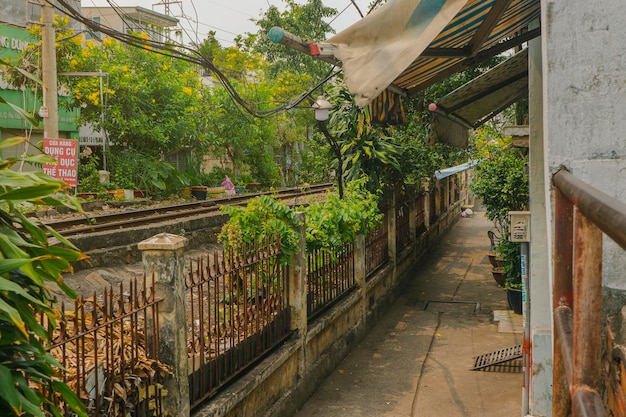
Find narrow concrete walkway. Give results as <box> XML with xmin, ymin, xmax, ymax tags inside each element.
<box><xmin>292</xmin><ymin>212</ymin><xmax>523</xmax><ymax>417</ymax></box>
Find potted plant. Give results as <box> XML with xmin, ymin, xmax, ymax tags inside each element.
<box><xmin>471</xmin><ymin>136</ymin><xmax>528</xmax><ymax>301</ymax></box>
<box><xmin>498</xmin><ymin>238</ymin><xmax>523</xmax><ymax>313</ymax></box>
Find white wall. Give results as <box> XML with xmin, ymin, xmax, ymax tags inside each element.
<box><xmin>542</xmin><ymin>0</ymin><xmax>626</xmax><ymax>291</ymax></box>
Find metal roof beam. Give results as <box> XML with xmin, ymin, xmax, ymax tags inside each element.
<box><xmin>467</xmin><ymin>0</ymin><xmax>515</xmax><ymax>56</ymax></box>
<box><xmin>406</xmin><ymin>27</ymin><xmax>540</xmax><ymax>95</ymax></box>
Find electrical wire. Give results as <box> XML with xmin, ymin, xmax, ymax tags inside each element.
<box><xmin>47</xmin><ymin>0</ymin><xmax>340</xmax><ymax>119</ymax></box>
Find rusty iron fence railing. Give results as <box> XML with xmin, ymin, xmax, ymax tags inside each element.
<box><xmin>551</xmin><ymin>168</ymin><xmax>625</xmax><ymax>417</ymax></box>
<box><xmin>185</xmin><ymin>238</ymin><xmax>291</xmax><ymax>408</ymax></box>
<box><xmin>45</xmin><ymin>277</ymin><xmax>165</xmax><ymax>417</ymax></box>
<box><xmin>415</xmin><ymin>192</ymin><xmax>426</xmax><ymax>237</ymax></box>
<box><xmin>396</xmin><ymin>192</ymin><xmax>412</xmax><ymax>252</ymax></box>
<box><xmin>365</xmin><ymin>209</ymin><xmax>389</xmax><ymax>279</ymax></box>
<box><xmin>307</xmin><ymin>244</ymin><xmax>355</xmax><ymax>321</ymax></box>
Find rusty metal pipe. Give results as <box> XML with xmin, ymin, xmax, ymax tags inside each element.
<box><xmin>573</xmin><ymin>212</ymin><xmax>603</xmax><ymax>391</ymax></box>
<box><xmin>553</xmin><ymin>186</ymin><xmax>573</xmax><ymax>417</ymax></box>
<box><xmin>572</xmin><ymin>385</ymin><xmax>606</xmax><ymax>417</ymax></box>
<box><xmin>553</xmin><ymin>168</ymin><xmax>626</xmax><ymax>250</ymax></box>
<box><xmin>554</xmin><ymin>303</ymin><xmax>573</xmax><ymax>385</ymax></box>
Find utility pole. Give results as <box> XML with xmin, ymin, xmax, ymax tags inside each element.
<box><xmin>41</xmin><ymin>0</ymin><xmax>59</xmax><ymax>139</ymax></box>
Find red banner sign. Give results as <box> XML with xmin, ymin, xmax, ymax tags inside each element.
<box><xmin>42</xmin><ymin>138</ymin><xmax>79</xmax><ymax>187</ymax></box>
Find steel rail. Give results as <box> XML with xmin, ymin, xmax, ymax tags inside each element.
<box><xmin>44</xmin><ymin>183</ymin><xmax>332</xmax><ymax>237</ymax></box>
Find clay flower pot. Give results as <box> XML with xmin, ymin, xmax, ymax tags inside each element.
<box><xmin>491</xmin><ymin>268</ymin><xmax>506</xmax><ymax>286</ymax></box>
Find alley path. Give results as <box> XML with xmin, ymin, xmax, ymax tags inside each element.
<box><xmin>292</xmin><ymin>211</ymin><xmax>523</xmax><ymax>417</ymax></box>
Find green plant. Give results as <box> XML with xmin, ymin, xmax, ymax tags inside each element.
<box><xmin>497</xmin><ymin>238</ymin><xmax>522</xmax><ymax>288</ymax></box>
<box><xmin>303</xmin><ymin>177</ymin><xmax>382</xmax><ymax>252</ymax></box>
<box><xmin>219</xmin><ymin>195</ymin><xmax>301</xmax><ymax>265</ymax></box>
<box><xmin>110</xmin><ymin>150</ymin><xmax>188</xmax><ymax>198</ymax></box>
<box><xmin>77</xmin><ymin>153</ymin><xmax>105</xmax><ymax>193</ymax></box>
<box><xmin>471</xmin><ymin>146</ymin><xmax>528</xmax><ymax>235</ymax></box>
<box><xmin>0</xmin><ymin>137</ymin><xmax>87</xmax><ymax>417</ymax></box>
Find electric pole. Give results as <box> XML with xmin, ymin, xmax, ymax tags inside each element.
<box><xmin>41</xmin><ymin>0</ymin><xmax>59</xmax><ymax>139</ymax></box>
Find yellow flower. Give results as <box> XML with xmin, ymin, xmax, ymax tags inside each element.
<box><xmin>151</xmin><ymin>112</ymin><xmax>156</xmax><ymax>117</ymax></box>
<box><xmin>70</xmin><ymin>59</ymin><xmax>78</xmax><ymax>68</ymax></box>
<box><xmin>103</xmin><ymin>38</ymin><xmax>114</xmax><ymax>47</ymax></box>
<box><xmin>151</xmin><ymin>98</ymin><xmax>156</xmax><ymax>104</ymax></box>
<box><xmin>182</xmin><ymin>86</ymin><xmax>192</xmax><ymax>96</ymax></box>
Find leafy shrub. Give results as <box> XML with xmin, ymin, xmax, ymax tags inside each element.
<box><xmin>303</xmin><ymin>178</ymin><xmax>382</xmax><ymax>252</ymax></box>
<box><xmin>219</xmin><ymin>177</ymin><xmax>382</xmax><ymax>265</ymax></box>
<box><xmin>77</xmin><ymin>153</ymin><xmax>105</xmax><ymax>193</ymax></box>
<box><xmin>219</xmin><ymin>195</ymin><xmax>301</xmax><ymax>265</ymax></box>
<box><xmin>0</xmin><ymin>137</ymin><xmax>87</xmax><ymax>416</ymax></box>
<box><xmin>471</xmin><ymin>148</ymin><xmax>528</xmax><ymax>234</ymax></box>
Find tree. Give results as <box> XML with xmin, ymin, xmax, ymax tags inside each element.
<box><xmin>244</xmin><ymin>0</ymin><xmax>340</xmax><ymax>185</ymax></box>
<box><xmin>71</xmin><ymin>36</ymin><xmax>204</xmax><ymax>158</ymax></box>
<box><xmin>246</xmin><ymin>0</ymin><xmax>336</xmax><ymax>81</ymax></box>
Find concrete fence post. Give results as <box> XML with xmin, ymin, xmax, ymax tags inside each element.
<box><xmin>354</xmin><ymin>234</ymin><xmax>367</xmax><ymax>323</ymax></box>
<box><xmin>422</xmin><ymin>180</ymin><xmax>431</xmax><ymax>232</ymax></box>
<box><xmin>290</xmin><ymin>212</ymin><xmax>308</xmax><ymax>373</ymax></box>
<box><xmin>388</xmin><ymin>190</ymin><xmax>397</xmax><ymax>280</ymax></box>
<box><xmin>409</xmin><ymin>192</ymin><xmax>417</xmax><ymax>242</ymax></box>
<box><xmin>138</xmin><ymin>233</ymin><xmax>189</xmax><ymax>417</ymax></box>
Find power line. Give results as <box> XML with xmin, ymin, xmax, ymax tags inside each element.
<box><xmin>48</xmin><ymin>0</ymin><xmax>338</xmax><ymax>119</ymax></box>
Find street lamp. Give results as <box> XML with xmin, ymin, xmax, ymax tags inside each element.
<box><xmin>312</xmin><ymin>95</ymin><xmax>331</xmax><ymax>122</ymax></box>
<box><xmin>311</xmin><ymin>95</ymin><xmax>343</xmax><ymax>198</ymax></box>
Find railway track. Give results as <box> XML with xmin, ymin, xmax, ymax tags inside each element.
<box><xmin>44</xmin><ymin>183</ymin><xmax>332</xmax><ymax>238</ymax></box>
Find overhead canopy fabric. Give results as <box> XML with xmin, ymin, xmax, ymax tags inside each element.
<box><xmin>427</xmin><ymin>48</ymin><xmax>528</xmax><ymax>147</ymax></box>
<box><xmin>327</xmin><ymin>0</ymin><xmax>468</xmax><ymax>107</ymax></box>
<box><xmin>328</xmin><ymin>0</ymin><xmax>540</xmax><ymax>107</ymax></box>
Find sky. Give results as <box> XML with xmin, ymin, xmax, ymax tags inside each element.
<box><xmin>80</xmin><ymin>0</ymin><xmax>370</xmax><ymax>46</ymax></box>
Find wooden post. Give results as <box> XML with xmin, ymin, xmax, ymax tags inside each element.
<box><xmin>138</xmin><ymin>233</ymin><xmax>189</xmax><ymax>417</ymax></box>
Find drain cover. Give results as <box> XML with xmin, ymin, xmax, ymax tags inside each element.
<box><xmin>471</xmin><ymin>345</ymin><xmax>522</xmax><ymax>371</ymax></box>
<box><xmin>423</xmin><ymin>300</ymin><xmax>481</xmax><ymax>313</ymax></box>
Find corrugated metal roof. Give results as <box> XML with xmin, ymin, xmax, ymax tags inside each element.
<box><xmin>396</xmin><ymin>0</ymin><xmax>539</xmax><ymax>95</ymax></box>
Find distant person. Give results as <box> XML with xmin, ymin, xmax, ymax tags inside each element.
<box><xmin>222</xmin><ymin>176</ymin><xmax>236</xmax><ymax>195</ymax></box>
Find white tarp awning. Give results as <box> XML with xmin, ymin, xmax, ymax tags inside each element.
<box><xmin>327</xmin><ymin>0</ymin><xmax>468</xmax><ymax>107</ymax></box>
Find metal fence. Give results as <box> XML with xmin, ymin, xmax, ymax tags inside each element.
<box><xmin>396</xmin><ymin>191</ymin><xmax>412</xmax><ymax>252</ymax></box>
<box><xmin>307</xmin><ymin>244</ymin><xmax>355</xmax><ymax>320</ymax></box>
<box><xmin>185</xmin><ymin>238</ymin><xmax>291</xmax><ymax>408</ymax></box>
<box><xmin>365</xmin><ymin>209</ymin><xmax>389</xmax><ymax>278</ymax></box>
<box><xmin>415</xmin><ymin>191</ymin><xmax>426</xmax><ymax>237</ymax></box>
<box><xmin>551</xmin><ymin>168</ymin><xmax>622</xmax><ymax>417</ymax></box>
<box><xmin>45</xmin><ymin>277</ymin><xmax>165</xmax><ymax>417</ymax></box>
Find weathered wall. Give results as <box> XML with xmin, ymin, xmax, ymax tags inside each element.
<box><xmin>542</xmin><ymin>0</ymin><xmax>626</xmax><ymax>296</ymax></box>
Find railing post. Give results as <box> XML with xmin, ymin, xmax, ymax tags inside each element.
<box><xmin>552</xmin><ymin>186</ymin><xmax>574</xmax><ymax>417</ymax></box>
<box><xmin>290</xmin><ymin>212</ymin><xmax>308</xmax><ymax>373</ymax></box>
<box><xmin>573</xmin><ymin>211</ymin><xmax>603</xmax><ymax>399</ymax></box>
<box><xmin>138</xmin><ymin>233</ymin><xmax>189</xmax><ymax>417</ymax></box>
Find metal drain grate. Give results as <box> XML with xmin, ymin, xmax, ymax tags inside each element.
<box><xmin>471</xmin><ymin>345</ymin><xmax>522</xmax><ymax>371</ymax></box>
<box><xmin>423</xmin><ymin>300</ymin><xmax>481</xmax><ymax>313</ymax></box>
